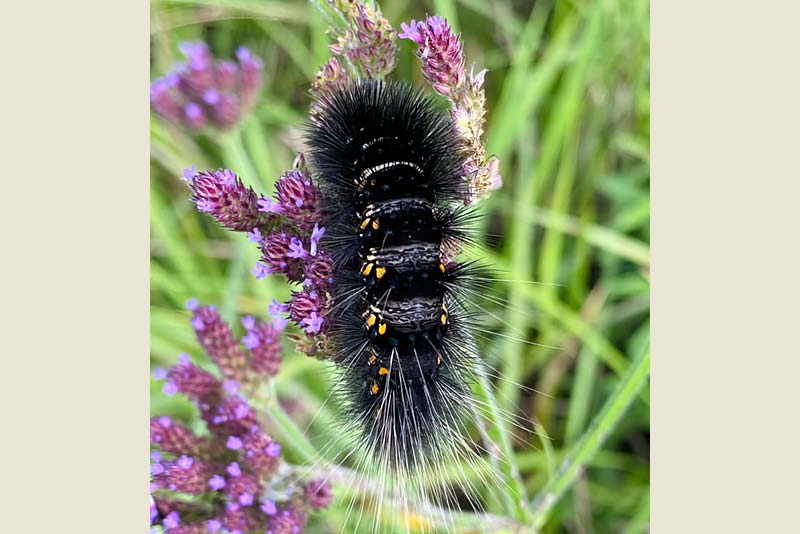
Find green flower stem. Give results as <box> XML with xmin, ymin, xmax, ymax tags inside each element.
<box><xmin>473</xmin><ymin>369</ymin><xmax>531</xmax><ymax>525</ymax></box>
<box><xmin>266</xmin><ymin>400</ymin><xmax>319</xmax><ymax>464</ymax></box>
<box><xmin>529</xmin><ymin>348</ymin><xmax>650</xmax><ymax>529</ymax></box>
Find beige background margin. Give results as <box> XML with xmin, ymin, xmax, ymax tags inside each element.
<box><xmin>1</xmin><ymin>0</ymin><xmax>799</xmax><ymax>532</ymax></box>
<box><xmin>2</xmin><ymin>0</ymin><xmax>149</xmax><ymax>532</ymax></box>
<box><xmin>652</xmin><ymin>0</ymin><xmax>800</xmax><ymax>532</ymax></box>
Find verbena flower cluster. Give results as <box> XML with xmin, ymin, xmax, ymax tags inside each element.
<box><xmin>183</xmin><ymin>156</ymin><xmax>334</xmax><ymax>358</ymax></box>
<box><xmin>155</xmin><ymin>5</ymin><xmax>501</xmax><ymax>529</ymax></box>
<box><xmin>150</xmin><ymin>300</ymin><xmax>331</xmax><ymax>533</ymax></box>
<box><xmin>399</xmin><ymin>16</ymin><xmax>502</xmax><ymax>202</ymax></box>
<box><xmin>151</xmin><ymin>42</ymin><xmax>264</xmax><ymax>132</ymax></box>
<box><xmin>312</xmin><ymin>0</ymin><xmax>396</xmax><ymax>93</ymax></box>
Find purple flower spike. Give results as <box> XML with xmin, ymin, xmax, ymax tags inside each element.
<box><xmin>209</xmin><ymin>474</ymin><xmax>226</xmax><ymax>491</ymax></box>
<box><xmin>151</xmin><ymin>42</ymin><xmax>264</xmax><ymax>131</ymax></box>
<box><xmin>189</xmin><ymin>169</ymin><xmax>266</xmax><ymax>232</ymax></box>
<box><xmin>399</xmin><ymin>16</ymin><xmax>465</xmax><ymax>97</ymax></box>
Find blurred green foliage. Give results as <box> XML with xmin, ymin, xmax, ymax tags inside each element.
<box><xmin>150</xmin><ymin>0</ymin><xmax>649</xmax><ymax>532</ymax></box>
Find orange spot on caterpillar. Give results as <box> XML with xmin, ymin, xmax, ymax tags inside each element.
<box><xmin>440</xmin><ymin>313</ymin><xmax>447</xmax><ymax>325</ymax></box>
<box><xmin>368</xmin><ymin>354</ymin><xmax>377</xmax><ymax>365</ymax></box>
<box><xmin>372</xmin><ymin>218</ymin><xmax>380</xmax><ymax>230</ymax></box>
<box><xmin>367</xmin><ymin>314</ymin><xmax>377</xmax><ymax>327</ymax></box>
<box><xmin>378</xmin><ymin>367</ymin><xmax>389</xmax><ymax>376</ymax></box>
<box><xmin>375</xmin><ymin>266</ymin><xmax>386</xmax><ymax>279</ymax></box>
<box><xmin>360</xmin><ymin>218</ymin><xmax>371</xmax><ymax>230</ymax></box>
<box><xmin>362</xmin><ymin>263</ymin><xmax>374</xmax><ymax>276</ymax></box>
<box><xmin>371</xmin><ymin>383</ymin><xmax>379</xmax><ymax>395</ymax></box>
<box><xmin>439</xmin><ymin>263</ymin><xmax>446</xmax><ymax>273</ymax></box>
<box><xmin>378</xmin><ymin>323</ymin><xmax>387</xmax><ymax>335</ymax></box>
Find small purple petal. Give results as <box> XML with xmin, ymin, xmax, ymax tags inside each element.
<box><xmin>268</xmin><ymin>298</ymin><xmax>289</xmax><ymax>316</ymax></box>
<box><xmin>238</xmin><ymin>492</ymin><xmax>254</xmax><ymax>506</ymax></box>
<box><xmin>162</xmin><ymin>381</ymin><xmax>178</xmax><ymax>397</ymax></box>
<box><xmin>157</xmin><ymin>415</ymin><xmax>172</xmax><ymax>427</ymax></box>
<box><xmin>257</xmin><ymin>197</ymin><xmax>282</xmax><ymax>213</ymax></box>
<box><xmin>252</xmin><ymin>262</ymin><xmax>272</xmax><ymax>280</ymax></box>
<box><xmin>152</xmin><ymin>368</ymin><xmax>167</xmax><ymax>380</ymax></box>
<box><xmin>287</xmin><ymin>238</ymin><xmax>308</xmax><ymax>259</ymax></box>
<box><xmin>234</xmin><ymin>403</ymin><xmax>250</xmax><ymax>419</ymax></box>
<box><xmin>185</xmin><ymin>298</ymin><xmax>199</xmax><ymax>311</ymax></box>
<box><xmin>241</xmin><ymin>315</ymin><xmax>256</xmax><ymax>330</ymax></box>
<box><xmin>309</xmin><ymin>224</ymin><xmax>326</xmax><ymax>256</ymax></box>
<box><xmin>247</xmin><ymin>228</ymin><xmax>263</xmax><ymax>244</ymax></box>
<box><xmin>191</xmin><ymin>315</ymin><xmax>205</xmax><ymax>331</ymax></box>
<box><xmin>150</xmin><ymin>451</ymin><xmax>162</xmax><ymax>462</ymax></box>
<box><xmin>177</xmin><ymin>455</ymin><xmax>194</xmax><ymax>469</ymax></box>
<box><xmin>150</xmin><ymin>495</ymin><xmax>158</xmax><ymax>525</ymax></box>
<box><xmin>177</xmin><ymin>353</ymin><xmax>191</xmax><ymax>365</ymax></box>
<box><xmin>265</xmin><ymin>442</ymin><xmax>281</xmax><ymax>458</ymax></box>
<box><xmin>163</xmin><ymin>511</ymin><xmax>180</xmax><ymax>529</ymax></box>
<box><xmin>224</xmin><ymin>380</ymin><xmax>240</xmax><ymax>395</ymax></box>
<box><xmin>181</xmin><ymin>165</ymin><xmax>197</xmax><ymax>182</ymax></box>
<box><xmin>226</xmin><ymin>436</ymin><xmax>243</xmax><ymax>450</ymax></box>
<box><xmin>203</xmin><ymin>88</ymin><xmax>220</xmax><ymax>105</ymax></box>
<box><xmin>242</xmin><ymin>330</ymin><xmax>260</xmax><ymax>350</ymax></box>
<box><xmin>226</xmin><ymin>462</ymin><xmax>242</xmax><ymax>477</ymax></box>
<box><xmin>261</xmin><ymin>499</ymin><xmax>277</xmax><ymax>515</ymax></box>
<box><xmin>272</xmin><ymin>316</ymin><xmax>289</xmax><ymax>332</ymax></box>
<box><xmin>208</xmin><ymin>474</ymin><xmax>226</xmax><ymax>491</ymax></box>
<box><xmin>207</xmin><ymin>519</ymin><xmax>222</xmax><ymax>532</ymax></box>
<box><xmin>150</xmin><ymin>463</ymin><xmax>165</xmax><ymax>475</ymax></box>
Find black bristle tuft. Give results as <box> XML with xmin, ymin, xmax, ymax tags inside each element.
<box><xmin>304</xmin><ymin>79</ymin><xmax>482</xmax><ymax>472</ymax></box>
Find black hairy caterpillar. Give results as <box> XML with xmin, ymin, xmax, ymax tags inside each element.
<box><xmin>304</xmin><ymin>79</ymin><xmax>488</xmax><ymax>481</ymax></box>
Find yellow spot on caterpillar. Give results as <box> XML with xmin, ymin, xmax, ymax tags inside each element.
<box><xmin>372</xmin><ymin>218</ymin><xmax>380</xmax><ymax>230</ymax></box>
<box><xmin>378</xmin><ymin>367</ymin><xmax>389</xmax><ymax>376</ymax></box>
<box><xmin>362</xmin><ymin>263</ymin><xmax>374</xmax><ymax>276</ymax></box>
<box><xmin>440</xmin><ymin>313</ymin><xmax>447</xmax><ymax>325</ymax></box>
<box><xmin>360</xmin><ymin>218</ymin><xmax>371</xmax><ymax>230</ymax></box>
<box><xmin>371</xmin><ymin>383</ymin><xmax>380</xmax><ymax>395</ymax></box>
<box><xmin>375</xmin><ymin>266</ymin><xmax>387</xmax><ymax>279</ymax></box>
<box><xmin>378</xmin><ymin>323</ymin><xmax>387</xmax><ymax>335</ymax></box>
<box><xmin>367</xmin><ymin>314</ymin><xmax>377</xmax><ymax>327</ymax></box>
<box><xmin>368</xmin><ymin>354</ymin><xmax>377</xmax><ymax>365</ymax></box>
<box><xmin>439</xmin><ymin>263</ymin><xmax>446</xmax><ymax>273</ymax></box>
